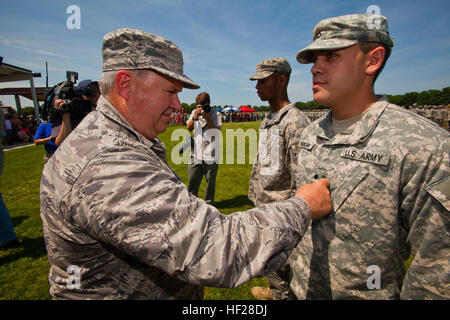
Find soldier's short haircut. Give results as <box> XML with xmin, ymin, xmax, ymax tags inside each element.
<box><xmin>99</xmin><ymin>69</ymin><xmax>155</xmax><ymax>97</ymax></box>
<box><xmin>275</xmin><ymin>71</ymin><xmax>291</xmax><ymax>86</ymax></box>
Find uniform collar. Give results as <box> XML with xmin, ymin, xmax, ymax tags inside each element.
<box><xmin>261</xmin><ymin>103</ymin><xmax>295</xmax><ymax>128</ymax></box>
<box><xmin>314</xmin><ymin>96</ymin><xmax>389</xmax><ymax>145</ymax></box>
<box><xmin>97</xmin><ymin>95</ymin><xmax>157</xmax><ymax>150</ymax></box>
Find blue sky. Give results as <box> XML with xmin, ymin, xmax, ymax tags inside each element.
<box><xmin>1</xmin><ymin>0</ymin><xmax>449</xmax><ymax>109</ymax></box>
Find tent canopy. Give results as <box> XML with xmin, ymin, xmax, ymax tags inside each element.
<box><xmin>222</xmin><ymin>106</ymin><xmax>241</xmax><ymax>112</ymax></box>
<box><xmin>0</xmin><ymin>57</ymin><xmax>41</xmax><ymax>121</ymax></box>
<box><xmin>239</xmin><ymin>106</ymin><xmax>255</xmax><ymax>112</ymax></box>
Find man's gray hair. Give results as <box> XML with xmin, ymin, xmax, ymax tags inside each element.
<box><xmin>99</xmin><ymin>69</ymin><xmax>155</xmax><ymax>97</ymax></box>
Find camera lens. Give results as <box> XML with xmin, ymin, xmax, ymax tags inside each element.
<box><xmin>203</xmin><ymin>105</ymin><xmax>211</xmax><ymax>113</ymax></box>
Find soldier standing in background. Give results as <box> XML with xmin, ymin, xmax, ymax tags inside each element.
<box><xmin>248</xmin><ymin>58</ymin><xmax>311</xmax><ymax>300</ymax></box>
<box><xmin>39</xmin><ymin>28</ymin><xmax>333</xmax><ymax>299</ymax></box>
<box><xmin>290</xmin><ymin>14</ymin><xmax>449</xmax><ymax>299</ymax></box>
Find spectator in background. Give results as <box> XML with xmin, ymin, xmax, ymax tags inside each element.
<box><xmin>0</xmin><ymin>111</ymin><xmax>20</xmax><ymax>250</ymax></box>
<box><xmin>186</xmin><ymin>92</ymin><xmax>222</xmax><ymax>205</ymax></box>
<box><xmin>34</xmin><ymin>120</ymin><xmax>58</xmax><ymax>165</ymax></box>
<box><xmin>16</xmin><ymin>124</ymin><xmax>32</xmax><ymax>142</ymax></box>
<box><xmin>4</xmin><ymin>114</ymin><xmax>13</xmax><ymax>145</ymax></box>
<box><xmin>9</xmin><ymin>112</ymin><xmax>22</xmax><ymax>143</ymax></box>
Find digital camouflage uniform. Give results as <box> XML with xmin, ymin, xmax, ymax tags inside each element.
<box><xmin>249</xmin><ymin>104</ymin><xmax>310</xmax><ymax>207</ymax></box>
<box><xmin>291</xmin><ymin>13</ymin><xmax>450</xmax><ymax>300</ymax></box>
<box><xmin>248</xmin><ymin>58</ymin><xmax>311</xmax><ymax>299</ymax></box>
<box><xmin>290</xmin><ymin>97</ymin><xmax>449</xmax><ymax>299</ymax></box>
<box><xmin>40</xmin><ymin>28</ymin><xmax>314</xmax><ymax>299</ymax></box>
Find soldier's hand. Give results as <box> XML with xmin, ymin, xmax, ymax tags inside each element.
<box><xmin>295</xmin><ymin>178</ymin><xmax>332</xmax><ymax>219</ymax></box>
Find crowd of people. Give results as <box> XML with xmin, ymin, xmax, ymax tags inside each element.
<box><xmin>221</xmin><ymin>112</ymin><xmax>266</xmax><ymax>123</ymax></box>
<box><xmin>168</xmin><ymin>110</ymin><xmax>188</xmax><ymax>126</ymax></box>
<box><xmin>2</xmin><ymin>111</ymin><xmax>39</xmax><ymax>146</ymax></box>
<box><xmin>168</xmin><ymin>109</ymin><xmax>267</xmax><ymax>126</ymax></box>
<box><xmin>408</xmin><ymin>104</ymin><xmax>449</xmax><ymax>128</ymax></box>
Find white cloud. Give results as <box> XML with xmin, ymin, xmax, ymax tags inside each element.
<box><xmin>0</xmin><ymin>37</ymin><xmax>71</xmax><ymax>58</ymax></box>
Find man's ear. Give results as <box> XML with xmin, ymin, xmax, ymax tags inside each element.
<box><xmin>115</xmin><ymin>70</ymin><xmax>132</xmax><ymax>100</ymax></box>
<box><xmin>366</xmin><ymin>46</ymin><xmax>385</xmax><ymax>76</ymax></box>
<box><xmin>275</xmin><ymin>74</ymin><xmax>287</xmax><ymax>90</ymax></box>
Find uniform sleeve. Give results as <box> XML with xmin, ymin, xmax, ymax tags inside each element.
<box><xmin>400</xmin><ymin>139</ymin><xmax>450</xmax><ymax>299</ymax></box>
<box><xmin>70</xmin><ymin>147</ymin><xmax>311</xmax><ymax>288</ymax></box>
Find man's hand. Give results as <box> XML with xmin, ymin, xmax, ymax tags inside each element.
<box><xmin>194</xmin><ymin>105</ymin><xmax>211</xmax><ymax>119</ymax></box>
<box><xmin>295</xmin><ymin>178</ymin><xmax>332</xmax><ymax>219</ymax></box>
<box><xmin>193</xmin><ymin>105</ymin><xmax>204</xmax><ymax>120</ymax></box>
<box><xmin>54</xmin><ymin>99</ymin><xmax>66</xmax><ymax>110</ymax></box>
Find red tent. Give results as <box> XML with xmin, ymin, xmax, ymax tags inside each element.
<box><xmin>239</xmin><ymin>106</ymin><xmax>255</xmax><ymax>112</ymax></box>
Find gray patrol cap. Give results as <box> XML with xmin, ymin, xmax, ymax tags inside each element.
<box><xmin>249</xmin><ymin>57</ymin><xmax>291</xmax><ymax>80</ymax></box>
<box><xmin>102</xmin><ymin>28</ymin><xmax>200</xmax><ymax>89</ymax></box>
<box><xmin>296</xmin><ymin>14</ymin><xmax>394</xmax><ymax>64</ymax></box>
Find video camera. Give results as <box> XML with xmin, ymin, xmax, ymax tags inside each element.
<box><xmin>202</xmin><ymin>104</ymin><xmax>211</xmax><ymax>113</ymax></box>
<box><xmin>42</xmin><ymin>71</ymin><xmax>93</xmax><ymax>125</ymax></box>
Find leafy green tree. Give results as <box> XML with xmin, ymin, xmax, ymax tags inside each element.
<box><xmin>442</xmin><ymin>87</ymin><xmax>450</xmax><ymax>104</ymax></box>
<box><xmin>21</xmin><ymin>106</ymin><xmax>35</xmax><ymax>116</ymax></box>
<box><xmin>295</xmin><ymin>100</ymin><xmax>328</xmax><ymax>110</ymax></box>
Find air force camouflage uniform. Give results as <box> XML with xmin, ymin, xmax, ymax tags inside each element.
<box><xmin>248</xmin><ymin>103</ymin><xmax>310</xmax><ymax>207</ymax></box>
<box><xmin>290</xmin><ymin>14</ymin><xmax>450</xmax><ymax>299</ymax></box>
<box><xmin>248</xmin><ymin>58</ymin><xmax>311</xmax><ymax>299</ymax></box>
<box><xmin>40</xmin><ymin>28</ymin><xmax>313</xmax><ymax>299</ymax></box>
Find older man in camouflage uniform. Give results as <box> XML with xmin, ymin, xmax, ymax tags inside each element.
<box><xmin>40</xmin><ymin>28</ymin><xmax>332</xmax><ymax>299</ymax></box>
<box><xmin>290</xmin><ymin>14</ymin><xmax>450</xmax><ymax>299</ymax></box>
<box><xmin>248</xmin><ymin>58</ymin><xmax>311</xmax><ymax>300</ymax></box>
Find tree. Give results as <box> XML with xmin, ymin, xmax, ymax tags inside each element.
<box><xmin>295</xmin><ymin>101</ymin><xmax>328</xmax><ymax>110</ymax></box>
<box><xmin>427</xmin><ymin>90</ymin><xmax>443</xmax><ymax>105</ymax></box>
<box><xmin>442</xmin><ymin>87</ymin><xmax>450</xmax><ymax>104</ymax></box>
<box><xmin>21</xmin><ymin>106</ymin><xmax>35</xmax><ymax>116</ymax></box>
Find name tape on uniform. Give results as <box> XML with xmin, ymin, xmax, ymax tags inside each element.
<box><xmin>341</xmin><ymin>148</ymin><xmax>390</xmax><ymax>166</ymax></box>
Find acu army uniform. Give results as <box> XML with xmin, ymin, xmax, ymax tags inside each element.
<box><xmin>248</xmin><ymin>58</ymin><xmax>311</xmax><ymax>299</ymax></box>
<box><xmin>290</xmin><ymin>14</ymin><xmax>450</xmax><ymax>299</ymax></box>
<box><xmin>248</xmin><ymin>58</ymin><xmax>311</xmax><ymax>207</ymax></box>
<box><xmin>248</xmin><ymin>103</ymin><xmax>310</xmax><ymax>207</ymax></box>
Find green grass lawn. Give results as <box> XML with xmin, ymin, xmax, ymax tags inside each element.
<box><xmin>0</xmin><ymin>121</ymin><xmax>268</xmax><ymax>300</ymax></box>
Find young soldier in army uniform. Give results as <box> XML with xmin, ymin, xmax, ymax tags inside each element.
<box><xmin>290</xmin><ymin>14</ymin><xmax>449</xmax><ymax>299</ymax></box>
<box><xmin>248</xmin><ymin>58</ymin><xmax>311</xmax><ymax>300</ymax></box>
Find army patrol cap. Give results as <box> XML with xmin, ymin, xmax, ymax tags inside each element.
<box><xmin>249</xmin><ymin>58</ymin><xmax>292</xmax><ymax>80</ymax></box>
<box><xmin>102</xmin><ymin>28</ymin><xmax>200</xmax><ymax>89</ymax></box>
<box><xmin>296</xmin><ymin>14</ymin><xmax>394</xmax><ymax>64</ymax></box>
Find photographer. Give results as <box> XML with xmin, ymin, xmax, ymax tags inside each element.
<box><xmin>186</xmin><ymin>92</ymin><xmax>221</xmax><ymax>205</ymax></box>
<box><xmin>53</xmin><ymin>80</ymin><xmax>99</xmax><ymax>146</ymax></box>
